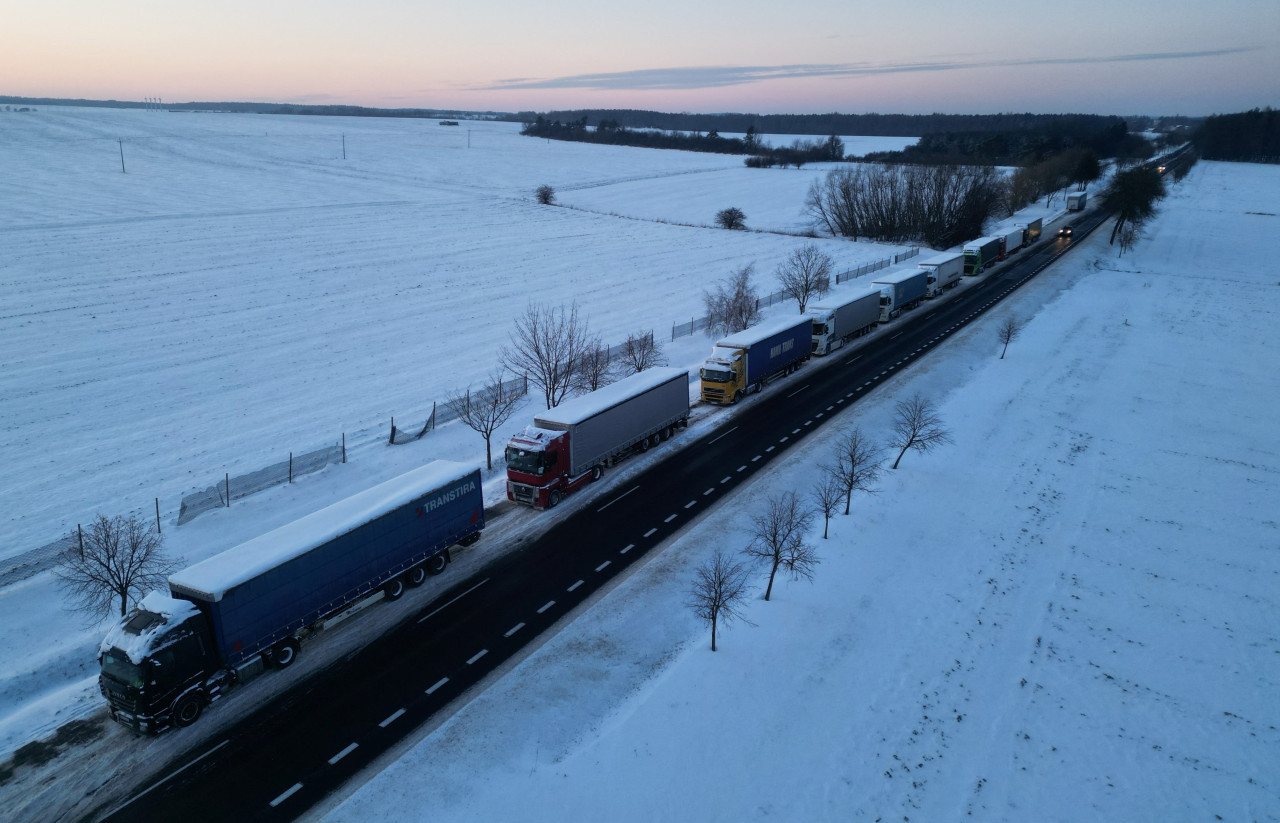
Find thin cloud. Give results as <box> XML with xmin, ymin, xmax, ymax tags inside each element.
<box><xmin>484</xmin><ymin>47</ymin><xmax>1256</xmax><ymax>92</ymax></box>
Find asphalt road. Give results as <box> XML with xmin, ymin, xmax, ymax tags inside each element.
<box><xmin>97</xmin><ymin>205</ymin><xmax>1112</xmax><ymax>823</ymax></box>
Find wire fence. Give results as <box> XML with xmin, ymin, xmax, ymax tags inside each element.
<box><xmin>670</xmin><ymin>247</ymin><xmax>919</xmax><ymax>340</ymax></box>
<box><xmin>177</xmin><ymin>442</ymin><xmax>346</xmax><ymax>526</ymax></box>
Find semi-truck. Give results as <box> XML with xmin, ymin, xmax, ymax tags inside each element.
<box><xmin>871</xmin><ymin>269</ymin><xmax>929</xmax><ymax>321</ymax></box>
<box><xmin>699</xmin><ymin>315</ymin><xmax>810</xmax><ymax>405</ymax></box>
<box><xmin>916</xmin><ymin>251</ymin><xmax>964</xmax><ymax>298</ymax></box>
<box><xmin>807</xmin><ymin>285</ymin><xmax>882</xmax><ymax>355</ymax></box>
<box><xmin>995</xmin><ymin>225</ymin><xmax>1025</xmax><ymax>257</ymax></box>
<box><xmin>98</xmin><ymin>461</ymin><xmax>484</xmax><ymax>733</ymax></box>
<box><xmin>1067</xmin><ymin>191</ymin><xmax>1087</xmax><ymax>211</ymax></box>
<box><xmin>1016</xmin><ymin>217</ymin><xmax>1043</xmax><ymax>246</ymax></box>
<box><xmin>963</xmin><ymin>236</ymin><xmax>1003</xmax><ymax>275</ymax></box>
<box><xmin>506</xmin><ymin>367</ymin><xmax>689</xmax><ymax>508</ymax></box>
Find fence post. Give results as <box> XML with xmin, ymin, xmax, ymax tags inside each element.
<box><xmin>289</xmin><ymin>452</ymin><xmax>293</xmax><ymax>483</ymax></box>
<box><xmin>430</xmin><ymin>401</ymin><xmax>436</xmax><ymax>431</ymax></box>
<box><xmin>389</xmin><ymin>417</ymin><xmax>396</xmax><ymax>445</ymax></box>
<box><xmin>342</xmin><ymin>432</ymin><xmax>346</xmax><ymax>464</ymax></box>
<box><xmin>225</xmin><ymin>473</ymin><xmax>230</xmax><ymax>507</ymax></box>
<box><xmin>155</xmin><ymin>498</ymin><xmax>162</xmax><ymax>534</ymax></box>
<box><xmin>78</xmin><ymin>524</ymin><xmax>84</xmax><ymax>559</ymax></box>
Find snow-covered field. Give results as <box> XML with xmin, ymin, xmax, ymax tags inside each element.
<box><xmin>324</xmin><ymin>160</ymin><xmax>1280</xmax><ymax>821</ymax></box>
<box><xmin>1</xmin><ymin>104</ymin><xmax>1274</xmax><ymax>822</ymax></box>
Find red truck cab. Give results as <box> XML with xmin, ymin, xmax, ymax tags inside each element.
<box><xmin>505</xmin><ymin>427</ymin><xmax>594</xmax><ymax>508</ymax></box>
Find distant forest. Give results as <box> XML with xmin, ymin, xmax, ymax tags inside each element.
<box><xmin>1193</xmin><ymin>109</ymin><xmax>1280</xmax><ymax>163</ymax></box>
<box><xmin>0</xmin><ymin>96</ymin><xmax>500</xmax><ymax>120</ymax></box>
<box><xmin>863</xmin><ymin>117</ymin><xmax>1152</xmax><ymax>166</ymax></box>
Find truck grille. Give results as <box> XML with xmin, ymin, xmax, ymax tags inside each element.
<box><xmin>511</xmin><ymin>483</ymin><xmax>536</xmax><ymax>505</ymax></box>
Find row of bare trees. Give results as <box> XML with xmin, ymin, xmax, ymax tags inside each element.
<box><xmin>703</xmin><ymin>243</ymin><xmax>837</xmax><ymax>337</ymax></box>
<box><xmin>690</xmin><ymin>395</ymin><xmax>952</xmax><ymax>650</ymax></box>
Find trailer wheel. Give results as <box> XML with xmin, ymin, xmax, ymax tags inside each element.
<box><xmin>659</xmin><ymin>427</ymin><xmax>670</xmax><ymax>442</ymax></box>
<box><xmin>407</xmin><ymin>565</ymin><xmax>428</xmax><ymax>587</ymax></box>
<box><xmin>172</xmin><ymin>693</ymin><xmax>204</xmax><ymax>728</ymax></box>
<box><xmin>547</xmin><ymin>490</ymin><xmax>562</xmax><ymax>508</ymax></box>
<box><xmin>383</xmin><ymin>577</ymin><xmax>406</xmax><ymax>601</ymax></box>
<box><xmin>639</xmin><ymin>438</ymin><xmax>650</xmax><ymax>452</ymax></box>
<box><xmin>591</xmin><ymin>465</ymin><xmax>603</xmax><ymax>481</ymax></box>
<box><xmin>272</xmin><ymin>638</ymin><xmax>300</xmax><ymax>669</ymax></box>
<box><xmin>425</xmin><ymin>552</ymin><xmax>448</xmax><ymax>575</ymax></box>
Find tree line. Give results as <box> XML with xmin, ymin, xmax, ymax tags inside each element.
<box><xmin>862</xmin><ymin>117</ymin><xmax>1147</xmax><ymax>166</ymax></box>
<box><xmin>1192</xmin><ymin>108</ymin><xmax>1280</xmax><ymax>163</ymax></box>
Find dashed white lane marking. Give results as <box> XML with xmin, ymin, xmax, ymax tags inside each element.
<box><xmin>596</xmin><ymin>560</ymin><xmax>611</xmax><ymax>572</ymax></box>
<box><xmin>643</xmin><ymin>528</ymin><xmax>657</xmax><ymax>537</ymax></box>
<box><xmin>568</xmin><ymin>580</ymin><xmax>584</xmax><ymax>591</ymax></box>
<box><xmin>766</xmin><ymin>445</ymin><xmax>776</xmax><ymax>452</ymax></box>
<box><xmin>426</xmin><ymin>677</ymin><xmax>449</xmax><ymax>694</ymax></box>
<box><xmin>270</xmin><ymin>783</ymin><xmax>303</xmax><ymax>808</ymax></box>
<box><xmin>329</xmin><ymin>743</ymin><xmax>359</xmax><ymax>765</ymax></box>
<box><xmin>721</xmin><ymin>476</ymin><xmax>732</xmax><ymax>484</ymax></box>
<box><xmin>752</xmin><ymin>455</ymin><xmax>762</xmax><ymax>462</ymax></box>
<box><xmin>704</xmin><ymin>488</ymin><xmax>715</xmax><ymax>496</ymax></box>
<box><xmin>620</xmin><ymin>544</ymin><xmax>635</xmax><ymax>554</ymax></box>
<box><xmin>792</xmin><ymin>427</ymin><xmax>802</xmax><ymax>434</ymax></box>
<box><xmin>737</xmin><ymin>465</ymin><xmax>747</xmax><ymax>472</ymax></box>
<box><xmin>505</xmin><ymin>622</ymin><xmax>525</xmax><ymax>637</ymax></box>
<box><xmin>685</xmin><ymin>500</ymin><xmax>697</xmax><ymax>508</ymax></box>
<box><xmin>466</xmin><ymin>649</ymin><xmax>488</xmax><ymax>665</ymax></box>
<box><xmin>826</xmin><ymin>405</ymin><xmax>834</xmax><ymax>411</ymax></box>
<box><xmin>379</xmin><ymin>708</ymin><xmax>405</xmax><ymax>728</ymax></box>
<box><xmin>664</xmin><ymin>513</ymin><xmax>678</xmax><ymax>522</ymax></box>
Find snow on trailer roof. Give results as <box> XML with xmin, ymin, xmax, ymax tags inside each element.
<box><xmin>871</xmin><ymin>268</ymin><xmax>927</xmax><ymax>286</ymax></box>
<box><xmin>716</xmin><ymin>314</ymin><xmax>810</xmax><ymax>348</ymax></box>
<box><xmin>169</xmin><ymin>460</ymin><xmax>479</xmax><ymax>602</ymax></box>
<box><xmin>964</xmin><ymin>235</ymin><xmax>1001</xmax><ymax>250</ymax></box>
<box><xmin>536</xmin><ymin>367</ymin><xmax>688</xmax><ymax>426</ymax></box>
<box><xmin>100</xmin><ymin>591</ymin><xmax>201</xmax><ymax>663</ymax></box>
<box><xmin>917</xmin><ymin>250</ymin><xmax>965</xmax><ymax>267</ymax></box>
<box><xmin>809</xmin><ymin>282</ymin><xmax>882</xmax><ymax>312</ymax></box>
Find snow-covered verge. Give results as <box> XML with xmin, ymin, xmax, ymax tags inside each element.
<box><xmin>324</xmin><ymin>161</ymin><xmax>1280</xmax><ymax>821</ymax></box>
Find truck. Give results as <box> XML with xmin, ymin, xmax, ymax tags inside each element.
<box><xmin>506</xmin><ymin>367</ymin><xmax>689</xmax><ymax>508</ymax></box>
<box><xmin>995</xmin><ymin>225</ymin><xmax>1025</xmax><ymax>257</ymax></box>
<box><xmin>98</xmin><ymin>461</ymin><xmax>484</xmax><ymax>734</ymax></box>
<box><xmin>916</xmin><ymin>251</ymin><xmax>964</xmax><ymax>298</ymax></box>
<box><xmin>807</xmin><ymin>285</ymin><xmax>881</xmax><ymax>355</ymax></box>
<box><xmin>871</xmin><ymin>268</ymin><xmax>929</xmax><ymax>322</ymax></box>
<box><xmin>699</xmin><ymin>315</ymin><xmax>810</xmax><ymax>405</ymax></box>
<box><xmin>963</xmin><ymin>236</ymin><xmax>1003</xmax><ymax>275</ymax></box>
<box><xmin>1016</xmin><ymin>217</ymin><xmax>1043</xmax><ymax>246</ymax></box>
<box><xmin>1067</xmin><ymin>191</ymin><xmax>1087</xmax><ymax>211</ymax></box>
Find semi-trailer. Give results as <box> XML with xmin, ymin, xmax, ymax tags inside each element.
<box><xmin>963</xmin><ymin>236</ymin><xmax>1003</xmax><ymax>275</ymax></box>
<box><xmin>916</xmin><ymin>251</ymin><xmax>964</xmax><ymax>298</ymax></box>
<box><xmin>871</xmin><ymin>268</ymin><xmax>929</xmax><ymax>321</ymax></box>
<box><xmin>995</xmin><ymin>225</ymin><xmax>1025</xmax><ymax>257</ymax></box>
<box><xmin>699</xmin><ymin>315</ymin><xmax>810</xmax><ymax>405</ymax></box>
<box><xmin>98</xmin><ymin>461</ymin><xmax>484</xmax><ymax>733</ymax></box>
<box><xmin>506</xmin><ymin>367</ymin><xmax>690</xmax><ymax>508</ymax></box>
<box><xmin>1067</xmin><ymin>191</ymin><xmax>1087</xmax><ymax>211</ymax></box>
<box><xmin>807</xmin><ymin>284</ymin><xmax>882</xmax><ymax>355</ymax></box>
<box><xmin>1016</xmin><ymin>217</ymin><xmax>1043</xmax><ymax>246</ymax></box>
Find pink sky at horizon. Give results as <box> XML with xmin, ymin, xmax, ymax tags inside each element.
<box><xmin>4</xmin><ymin>0</ymin><xmax>1277</xmax><ymax>115</ymax></box>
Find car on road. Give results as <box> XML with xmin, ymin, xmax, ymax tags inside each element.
<box><xmin>1057</xmin><ymin>223</ymin><xmax>1075</xmax><ymax>238</ymax></box>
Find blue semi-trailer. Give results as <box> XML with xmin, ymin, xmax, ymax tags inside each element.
<box><xmin>98</xmin><ymin>461</ymin><xmax>484</xmax><ymax>733</ymax></box>
<box><xmin>871</xmin><ymin>269</ymin><xmax>929</xmax><ymax>322</ymax></box>
<box><xmin>699</xmin><ymin>315</ymin><xmax>811</xmax><ymax>404</ymax></box>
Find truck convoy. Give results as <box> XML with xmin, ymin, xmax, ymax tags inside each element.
<box><xmin>916</xmin><ymin>251</ymin><xmax>964</xmax><ymax>298</ymax></box>
<box><xmin>699</xmin><ymin>315</ymin><xmax>811</xmax><ymax>404</ymax></box>
<box><xmin>98</xmin><ymin>461</ymin><xmax>484</xmax><ymax>733</ymax></box>
<box><xmin>807</xmin><ymin>285</ymin><xmax>882</xmax><ymax>355</ymax></box>
<box><xmin>506</xmin><ymin>367</ymin><xmax>690</xmax><ymax>508</ymax></box>
<box><xmin>871</xmin><ymin>269</ymin><xmax>929</xmax><ymax>322</ymax></box>
<box><xmin>963</xmin><ymin>236</ymin><xmax>1003</xmax><ymax>275</ymax></box>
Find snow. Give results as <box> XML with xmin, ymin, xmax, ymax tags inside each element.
<box><xmin>872</xmin><ymin>267</ymin><xmax>929</xmax><ymax>287</ymax></box>
<box><xmin>168</xmin><ymin>461</ymin><xmax>477</xmax><ymax>601</ymax></box>
<box><xmin>0</xmin><ymin>104</ymin><xmax>1273</xmax><ymax>822</ymax></box>
<box><xmin>533</xmin><ymin>367</ymin><xmax>688</xmax><ymax>426</ymax></box>
<box><xmin>715</xmin><ymin>313</ymin><xmax>812</xmax><ymax>348</ymax></box>
<box><xmin>917</xmin><ymin>250</ymin><xmax>965</xmax><ymax>268</ymax></box>
<box><xmin>98</xmin><ymin>593</ymin><xmax>199</xmax><ymax>664</ymax></box>
<box><xmin>323</xmin><ymin>160</ymin><xmax>1280</xmax><ymax>822</ymax></box>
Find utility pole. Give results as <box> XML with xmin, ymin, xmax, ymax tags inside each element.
<box><xmin>118</xmin><ymin>139</ymin><xmax>126</xmax><ymax>173</ymax></box>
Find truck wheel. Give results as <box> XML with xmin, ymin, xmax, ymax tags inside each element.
<box><xmin>272</xmin><ymin>638</ymin><xmax>300</xmax><ymax>669</ymax></box>
<box><xmin>407</xmin><ymin>565</ymin><xmax>428</xmax><ymax>587</ymax></box>
<box><xmin>383</xmin><ymin>577</ymin><xmax>406</xmax><ymax>601</ymax></box>
<box><xmin>547</xmin><ymin>490</ymin><xmax>562</xmax><ymax>508</ymax></box>
<box><xmin>639</xmin><ymin>438</ymin><xmax>650</xmax><ymax>452</ymax></box>
<box><xmin>425</xmin><ymin>552</ymin><xmax>448</xmax><ymax>575</ymax></box>
<box><xmin>172</xmin><ymin>693</ymin><xmax>204</xmax><ymax>728</ymax></box>
<box><xmin>732</xmin><ymin>391</ymin><xmax>742</xmax><ymax>404</ymax></box>
<box><xmin>591</xmin><ymin>465</ymin><xmax>603</xmax><ymax>481</ymax></box>
<box><xmin>659</xmin><ymin>427</ymin><xmax>670</xmax><ymax>442</ymax></box>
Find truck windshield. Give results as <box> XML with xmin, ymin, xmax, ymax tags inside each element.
<box><xmin>506</xmin><ymin>447</ymin><xmax>544</xmax><ymax>474</ymax></box>
<box><xmin>700</xmin><ymin>367</ymin><xmax>734</xmax><ymax>383</ymax></box>
<box><xmin>811</xmin><ymin>321</ymin><xmax>827</xmax><ymax>336</ymax></box>
<box><xmin>100</xmin><ymin>648</ymin><xmax>145</xmax><ymax>688</ymax></box>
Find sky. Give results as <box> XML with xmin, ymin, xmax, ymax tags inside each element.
<box><xmin>4</xmin><ymin>1</ymin><xmax>1279</xmax><ymax>116</ymax></box>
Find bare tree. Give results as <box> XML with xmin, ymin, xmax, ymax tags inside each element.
<box><xmin>503</xmin><ymin>301</ymin><xmax>591</xmax><ymax>409</ymax></box>
<box><xmin>535</xmin><ymin>184</ymin><xmax>555</xmax><ymax>205</ymax></box>
<box><xmin>811</xmin><ymin>469</ymin><xmax>844</xmax><ymax>539</ymax></box>
<box><xmin>446</xmin><ymin>369</ymin><xmax>525</xmax><ymax>470</ymax></box>
<box><xmin>715</xmin><ymin>207</ymin><xmax>746</xmax><ymax>230</ymax></box>
<box><xmin>704</xmin><ymin>264</ymin><xmax>761</xmax><ymax>336</ymax></box>
<box><xmin>55</xmin><ymin>514</ymin><xmax>179</xmax><ymax>620</ymax></box>
<box><xmin>889</xmin><ymin>394</ymin><xmax>952</xmax><ymax>470</ymax></box>
<box><xmin>572</xmin><ymin>333</ymin><xmax>614</xmax><ymax>393</ymax></box>
<box><xmin>743</xmin><ymin>491</ymin><xmax>818</xmax><ymax>601</ymax></box>
<box><xmin>829</xmin><ymin>425</ymin><xmax>882</xmax><ymax>514</ymax></box>
<box><xmin>997</xmin><ymin>316</ymin><xmax>1024</xmax><ymax>359</ymax></box>
<box><xmin>689</xmin><ymin>550</ymin><xmax>753</xmax><ymax>651</ymax></box>
<box><xmin>776</xmin><ymin>243</ymin><xmax>833</xmax><ymax>314</ymax></box>
<box><xmin>618</xmin><ymin>330</ymin><xmax>666</xmax><ymax>374</ymax></box>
